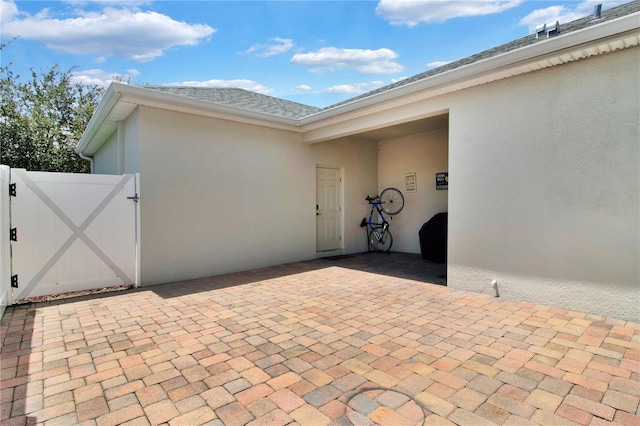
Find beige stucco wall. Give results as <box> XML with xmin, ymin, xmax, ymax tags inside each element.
<box><xmin>377</xmin><ymin>129</ymin><xmax>449</xmax><ymax>253</ymax></box>
<box><xmin>446</xmin><ymin>47</ymin><xmax>639</xmax><ymax>321</ymax></box>
<box><xmin>134</xmin><ymin>107</ymin><xmax>377</xmax><ymax>286</ymax></box>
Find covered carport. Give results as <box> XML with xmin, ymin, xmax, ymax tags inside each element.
<box><xmin>305</xmin><ymin>108</ymin><xmax>451</xmax><ymax>277</ymax></box>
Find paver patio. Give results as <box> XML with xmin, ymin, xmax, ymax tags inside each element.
<box><xmin>1</xmin><ymin>253</ymin><xmax>639</xmax><ymax>425</ymax></box>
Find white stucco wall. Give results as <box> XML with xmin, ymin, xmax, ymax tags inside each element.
<box><xmin>93</xmin><ymin>109</ymin><xmax>140</xmax><ymax>175</ymax></box>
<box><xmin>447</xmin><ymin>47</ymin><xmax>639</xmax><ymax>321</ymax></box>
<box><xmin>123</xmin><ymin>109</ymin><xmax>140</xmax><ymax>174</ymax></box>
<box><xmin>135</xmin><ymin>107</ymin><xmax>377</xmax><ymax>286</ymax></box>
<box><xmin>377</xmin><ymin>129</ymin><xmax>449</xmax><ymax>253</ymax></box>
<box><xmin>94</xmin><ymin>131</ymin><xmax>119</xmax><ymax>175</ymax></box>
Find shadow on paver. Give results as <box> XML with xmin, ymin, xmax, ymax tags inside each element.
<box><xmin>148</xmin><ymin>252</ymin><xmax>446</xmax><ymax>300</ymax></box>
<box><xmin>316</xmin><ymin>252</ymin><xmax>446</xmax><ymax>286</ymax></box>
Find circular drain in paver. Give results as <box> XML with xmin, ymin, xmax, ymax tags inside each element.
<box><xmin>345</xmin><ymin>387</ymin><xmax>430</xmax><ymax>426</ymax></box>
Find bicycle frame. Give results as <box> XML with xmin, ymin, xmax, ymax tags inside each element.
<box><xmin>366</xmin><ymin>196</ymin><xmax>392</xmax><ymax>247</ymax></box>
<box><xmin>367</xmin><ymin>199</ymin><xmax>390</xmax><ymax>232</ymax></box>
<box><xmin>364</xmin><ymin>189</ymin><xmax>403</xmax><ymax>252</ymax></box>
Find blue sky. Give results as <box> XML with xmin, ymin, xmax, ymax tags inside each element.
<box><xmin>1</xmin><ymin>0</ymin><xmax>627</xmax><ymax>107</ymax></box>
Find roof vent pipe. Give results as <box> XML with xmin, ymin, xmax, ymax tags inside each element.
<box><xmin>593</xmin><ymin>4</ymin><xmax>602</xmax><ymax>19</ymax></box>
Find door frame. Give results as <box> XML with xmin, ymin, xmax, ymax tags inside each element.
<box><xmin>316</xmin><ymin>165</ymin><xmax>344</xmax><ymax>258</ymax></box>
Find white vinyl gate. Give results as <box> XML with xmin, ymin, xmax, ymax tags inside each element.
<box><xmin>1</xmin><ymin>166</ymin><xmax>139</xmax><ymax>312</ymax></box>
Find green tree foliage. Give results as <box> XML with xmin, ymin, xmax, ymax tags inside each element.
<box><xmin>1</xmin><ymin>58</ymin><xmax>103</xmax><ymax>173</ymax></box>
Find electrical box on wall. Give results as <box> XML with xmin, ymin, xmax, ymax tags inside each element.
<box><xmin>436</xmin><ymin>172</ymin><xmax>448</xmax><ymax>190</ymax></box>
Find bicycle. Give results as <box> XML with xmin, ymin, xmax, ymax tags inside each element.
<box><xmin>364</xmin><ymin>188</ymin><xmax>405</xmax><ymax>253</ymax></box>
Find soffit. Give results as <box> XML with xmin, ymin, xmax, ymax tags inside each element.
<box><xmin>357</xmin><ymin>115</ymin><xmax>449</xmax><ymax>141</ymax></box>
<box><xmin>300</xmin><ymin>22</ymin><xmax>640</xmax><ymax>143</ymax></box>
<box><xmin>82</xmin><ymin>101</ymin><xmax>137</xmax><ymax>155</ymax></box>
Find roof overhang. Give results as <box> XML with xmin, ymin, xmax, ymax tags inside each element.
<box><xmin>300</xmin><ymin>12</ymin><xmax>640</xmax><ymax>143</ymax></box>
<box><xmin>77</xmin><ymin>83</ymin><xmax>303</xmax><ymax>156</ymax></box>
<box><xmin>77</xmin><ymin>11</ymin><xmax>639</xmax><ymax>155</ymax></box>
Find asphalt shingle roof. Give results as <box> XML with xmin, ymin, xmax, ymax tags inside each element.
<box><xmin>146</xmin><ymin>1</ymin><xmax>638</xmax><ymax>120</ymax></box>
<box><xmin>323</xmin><ymin>0</ymin><xmax>640</xmax><ymax>110</ymax></box>
<box><xmin>144</xmin><ymin>86</ymin><xmax>322</xmax><ymax>120</ymax></box>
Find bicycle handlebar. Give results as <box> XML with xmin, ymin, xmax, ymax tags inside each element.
<box><xmin>365</xmin><ymin>194</ymin><xmax>380</xmax><ymax>204</ymax></box>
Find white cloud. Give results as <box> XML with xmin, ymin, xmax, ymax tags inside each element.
<box><xmin>71</xmin><ymin>68</ymin><xmax>140</xmax><ymax>87</ymax></box>
<box><xmin>165</xmin><ymin>79</ymin><xmax>275</xmax><ymax>94</ymax></box>
<box><xmin>0</xmin><ymin>0</ymin><xmax>19</xmax><ymax>21</ymax></box>
<box><xmin>64</xmin><ymin>1</ymin><xmax>151</xmax><ymax>6</ymax></box>
<box><xmin>242</xmin><ymin>37</ymin><xmax>294</xmax><ymax>57</ymax></box>
<box><xmin>519</xmin><ymin>6</ymin><xmax>568</xmax><ymax>30</ymax></box>
<box><xmin>427</xmin><ymin>60</ymin><xmax>452</xmax><ymax>69</ymax></box>
<box><xmin>294</xmin><ymin>85</ymin><xmax>312</xmax><ymax>91</ymax></box>
<box><xmin>1</xmin><ymin>0</ymin><xmax>215</xmax><ymax>62</ymax></box>
<box><xmin>376</xmin><ymin>0</ymin><xmax>522</xmax><ymax>26</ymax></box>
<box><xmin>291</xmin><ymin>47</ymin><xmax>403</xmax><ymax>74</ymax></box>
<box><xmin>323</xmin><ymin>81</ymin><xmax>386</xmax><ymax>94</ymax></box>
<box><xmin>519</xmin><ymin>1</ymin><xmax>627</xmax><ymax>31</ymax></box>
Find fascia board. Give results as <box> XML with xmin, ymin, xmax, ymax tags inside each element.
<box><xmin>299</xmin><ymin>12</ymin><xmax>640</xmax><ymax>130</ymax></box>
<box><xmin>119</xmin><ymin>89</ymin><xmax>302</xmax><ymax>133</ymax></box>
<box><xmin>77</xmin><ymin>83</ymin><xmax>303</xmax><ymax>155</ymax></box>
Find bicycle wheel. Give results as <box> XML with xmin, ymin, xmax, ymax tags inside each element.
<box><xmin>380</xmin><ymin>187</ymin><xmax>404</xmax><ymax>215</ymax></box>
<box><xmin>369</xmin><ymin>226</ymin><xmax>393</xmax><ymax>253</ymax></box>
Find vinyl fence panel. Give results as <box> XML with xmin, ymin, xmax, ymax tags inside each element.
<box><xmin>8</xmin><ymin>169</ymin><xmax>138</xmax><ymax>301</ymax></box>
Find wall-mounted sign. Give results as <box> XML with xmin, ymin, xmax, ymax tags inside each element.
<box><xmin>436</xmin><ymin>172</ymin><xmax>448</xmax><ymax>190</ymax></box>
<box><xmin>405</xmin><ymin>172</ymin><xmax>417</xmax><ymax>192</ymax></box>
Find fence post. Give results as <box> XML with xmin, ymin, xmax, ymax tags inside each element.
<box><xmin>134</xmin><ymin>173</ymin><xmax>141</xmax><ymax>288</ymax></box>
<box><xmin>0</xmin><ymin>165</ymin><xmax>12</xmax><ymax>319</ymax></box>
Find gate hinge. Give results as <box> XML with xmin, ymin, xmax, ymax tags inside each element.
<box><xmin>10</xmin><ymin>228</ymin><xmax>17</xmax><ymax>242</ymax></box>
<box><xmin>11</xmin><ymin>275</ymin><xmax>18</xmax><ymax>288</ymax></box>
<box><xmin>9</xmin><ymin>183</ymin><xmax>16</xmax><ymax>197</ymax></box>
<box><xmin>127</xmin><ymin>194</ymin><xmax>139</xmax><ymax>203</ymax></box>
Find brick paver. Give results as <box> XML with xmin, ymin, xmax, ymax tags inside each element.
<box><xmin>1</xmin><ymin>253</ymin><xmax>639</xmax><ymax>425</ymax></box>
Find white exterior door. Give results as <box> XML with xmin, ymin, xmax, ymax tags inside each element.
<box><xmin>316</xmin><ymin>166</ymin><xmax>342</xmax><ymax>252</ymax></box>
<box><xmin>8</xmin><ymin>169</ymin><xmax>139</xmax><ymax>301</ymax></box>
